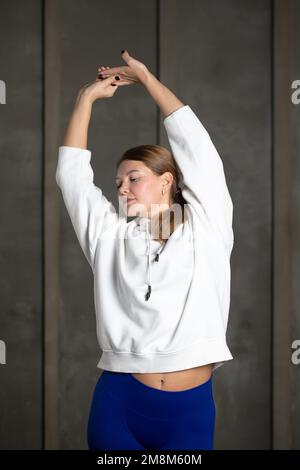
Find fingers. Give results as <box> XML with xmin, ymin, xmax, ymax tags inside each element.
<box><xmin>107</xmin><ymin>75</ymin><xmax>119</xmax><ymax>86</ymax></box>
<box><xmin>98</xmin><ymin>66</ymin><xmax>110</xmax><ymax>73</ymax></box>
<box><xmin>121</xmin><ymin>49</ymin><xmax>131</xmax><ymax>63</ymax></box>
<box><xmin>97</xmin><ymin>65</ymin><xmax>111</xmax><ymax>79</ymax></box>
<box><xmin>95</xmin><ymin>74</ymin><xmax>119</xmax><ymax>87</ymax></box>
<box><xmin>98</xmin><ymin>67</ymin><xmax>121</xmax><ymax>78</ymax></box>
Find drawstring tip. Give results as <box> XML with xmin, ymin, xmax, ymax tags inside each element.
<box><xmin>154</xmin><ymin>253</ymin><xmax>160</xmax><ymax>262</ymax></box>
<box><xmin>145</xmin><ymin>284</ymin><xmax>152</xmax><ymax>301</ymax></box>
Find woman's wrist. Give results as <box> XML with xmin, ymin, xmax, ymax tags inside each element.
<box><xmin>76</xmin><ymin>88</ymin><xmax>94</xmax><ymax>107</ymax></box>
<box><xmin>141</xmin><ymin>69</ymin><xmax>156</xmax><ymax>87</ymax></box>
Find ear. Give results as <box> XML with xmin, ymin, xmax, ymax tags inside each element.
<box><xmin>161</xmin><ymin>171</ymin><xmax>174</xmax><ymax>189</ymax></box>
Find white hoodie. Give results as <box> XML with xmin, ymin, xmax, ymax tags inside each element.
<box><xmin>56</xmin><ymin>104</ymin><xmax>234</xmax><ymax>373</ymax></box>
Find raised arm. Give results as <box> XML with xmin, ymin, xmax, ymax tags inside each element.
<box><xmin>62</xmin><ymin>74</ymin><xmax>119</xmax><ymax>148</ymax></box>
<box><xmin>62</xmin><ymin>90</ymin><xmax>92</xmax><ymax>148</ymax></box>
<box><xmin>56</xmin><ymin>75</ymin><xmax>121</xmax><ymax>270</ymax></box>
<box><xmin>142</xmin><ymin>71</ymin><xmax>185</xmax><ymax>119</ymax></box>
<box><xmin>136</xmin><ymin>69</ymin><xmax>232</xmax><ymax>251</ymax></box>
<box><xmin>141</xmin><ymin>70</ymin><xmax>233</xmax><ymax>253</ymax></box>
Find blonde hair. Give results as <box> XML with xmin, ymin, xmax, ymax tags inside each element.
<box><xmin>116</xmin><ymin>144</ymin><xmax>187</xmax><ymax>244</ymax></box>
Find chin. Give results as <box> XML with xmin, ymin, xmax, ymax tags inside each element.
<box><xmin>126</xmin><ymin>201</ymin><xmax>147</xmax><ymax>217</ymax></box>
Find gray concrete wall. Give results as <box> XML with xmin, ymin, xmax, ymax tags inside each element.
<box><xmin>291</xmin><ymin>0</ymin><xmax>300</xmax><ymax>451</ymax></box>
<box><xmin>0</xmin><ymin>0</ymin><xmax>43</xmax><ymax>449</ymax></box>
<box><xmin>0</xmin><ymin>0</ymin><xmax>299</xmax><ymax>450</ymax></box>
<box><xmin>273</xmin><ymin>0</ymin><xmax>300</xmax><ymax>449</ymax></box>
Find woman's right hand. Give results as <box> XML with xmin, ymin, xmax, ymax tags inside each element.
<box><xmin>97</xmin><ymin>50</ymin><xmax>151</xmax><ymax>86</ymax></box>
<box><xmin>78</xmin><ymin>74</ymin><xmax>120</xmax><ymax>104</ymax></box>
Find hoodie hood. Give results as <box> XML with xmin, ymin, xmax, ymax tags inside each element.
<box><xmin>134</xmin><ymin>216</ymin><xmax>166</xmax><ymax>301</ymax></box>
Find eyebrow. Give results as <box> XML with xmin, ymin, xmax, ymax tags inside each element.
<box><xmin>115</xmin><ymin>169</ymin><xmax>141</xmax><ymax>182</ymax></box>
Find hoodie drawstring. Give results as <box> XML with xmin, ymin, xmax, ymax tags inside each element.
<box><xmin>137</xmin><ymin>217</ymin><xmax>166</xmax><ymax>301</ymax></box>
<box><xmin>145</xmin><ymin>226</ymin><xmax>152</xmax><ymax>301</ymax></box>
<box><xmin>144</xmin><ymin>221</ymin><xmax>165</xmax><ymax>301</ymax></box>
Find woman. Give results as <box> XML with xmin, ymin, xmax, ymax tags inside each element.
<box><xmin>56</xmin><ymin>50</ymin><xmax>234</xmax><ymax>450</ymax></box>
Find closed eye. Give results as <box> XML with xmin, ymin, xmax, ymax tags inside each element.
<box><xmin>117</xmin><ymin>177</ymin><xmax>138</xmax><ymax>189</ymax></box>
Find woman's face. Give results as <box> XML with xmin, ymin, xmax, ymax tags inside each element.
<box><xmin>116</xmin><ymin>160</ymin><xmax>172</xmax><ymax>218</ymax></box>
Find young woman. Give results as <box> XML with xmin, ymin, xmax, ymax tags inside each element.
<box><xmin>56</xmin><ymin>50</ymin><xmax>234</xmax><ymax>450</ymax></box>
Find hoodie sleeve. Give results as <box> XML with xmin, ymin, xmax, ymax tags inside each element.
<box><xmin>163</xmin><ymin>105</ymin><xmax>234</xmax><ymax>253</ymax></box>
<box><xmin>55</xmin><ymin>145</ymin><xmax>119</xmax><ymax>270</ymax></box>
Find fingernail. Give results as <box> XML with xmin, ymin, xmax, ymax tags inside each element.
<box><xmin>111</xmin><ymin>84</ymin><xmax>117</xmax><ymax>86</ymax></box>
<box><xmin>115</xmin><ymin>76</ymin><xmax>120</xmax><ymax>80</ymax></box>
<box><xmin>121</xmin><ymin>50</ymin><xmax>125</xmax><ymax>53</ymax></box>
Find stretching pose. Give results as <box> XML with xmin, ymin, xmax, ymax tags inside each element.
<box><xmin>56</xmin><ymin>50</ymin><xmax>234</xmax><ymax>450</ymax></box>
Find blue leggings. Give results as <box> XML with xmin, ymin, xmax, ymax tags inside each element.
<box><xmin>87</xmin><ymin>370</ymin><xmax>216</xmax><ymax>450</ymax></box>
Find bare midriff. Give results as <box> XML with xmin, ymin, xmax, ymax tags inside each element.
<box><xmin>131</xmin><ymin>363</ymin><xmax>213</xmax><ymax>391</ymax></box>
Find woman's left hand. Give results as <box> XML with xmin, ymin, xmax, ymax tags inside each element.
<box><xmin>97</xmin><ymin>50</ymin><xmax>151</xmax><ymax>86</ymax></box>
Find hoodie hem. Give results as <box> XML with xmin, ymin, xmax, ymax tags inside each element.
<box><xmin>96</xmin><ymin>336</ymin><xmax>233</xmax><ymax>373</ymax></box>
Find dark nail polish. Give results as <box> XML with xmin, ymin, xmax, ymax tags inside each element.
<box><xmin>121</xmin><ymin>50</ymin><xmax>125</xmax><ymax>53</ymax></box>
<box><xmin>98</xmin><ymin>74</ymin><xmax>103</xmax><ymax>78</ymax></box>
<box><xmin>111</xmin><ymin>84</ymin><xmax>117</xmax><ymax>86</ymax></box>
<box><xmin>115</xmin><ymin>76</ymin><xmax>120</xmax><ymax>80</ymax></box>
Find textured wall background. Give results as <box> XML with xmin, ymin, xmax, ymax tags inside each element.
<box><xmin>0</xmin><ymin>0</ymin><xmax>43</xmax><ymax>450</ymax></box>
<box><xmin>0</xmin><ymin>0</ymin><xmax>299</xmax><ymax>450</ymax></box>
<box><xmin>290</xmin><ymin>0</ymin><xmax>300</xmax><ymax>450</ymax></box>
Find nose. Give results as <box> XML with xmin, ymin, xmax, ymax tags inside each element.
<box><xmin>118</xmin><ymin>185</ymin><xmax>132</xmax><ymax>201</ymax></box>
<box><xmin>119</xmin><ymin>186</ymin><xmax>129</xmax><ymax>197</ymax></box>
<box><xmin>118</xmin><ymin>180</ymin><xmax>132</xmax><ymax>195</ymax></box>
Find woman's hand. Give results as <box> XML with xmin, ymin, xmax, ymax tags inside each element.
<box><xmin>78</xmin><ymin>74</ymin><xmax>120</xmax><ymax>104</ymax></box>
<box><xmin>97</xmin><ymin>49</ymin><xmax>151</xmax><ymax>86</ymax></box>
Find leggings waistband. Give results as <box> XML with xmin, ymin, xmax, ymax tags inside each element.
<box><xmin>99</xmin><ymin>370</ymin><xmax>214</xmax><ymax>420</ymax></box>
